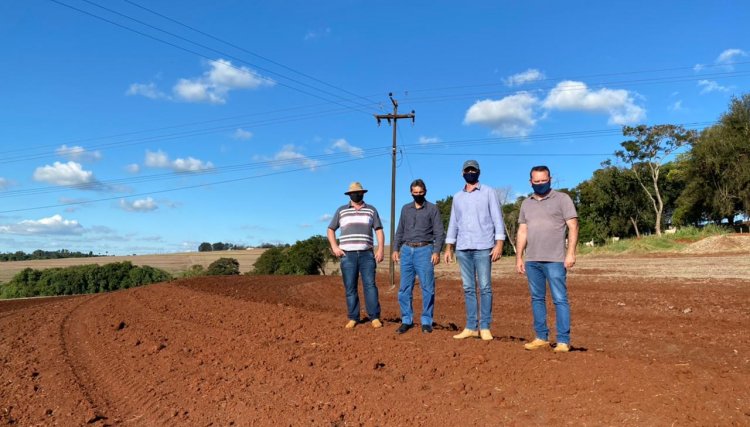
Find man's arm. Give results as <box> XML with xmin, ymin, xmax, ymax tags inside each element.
<box><xmin>565</xmin><ymin>218</ymin><xmax>578</xmax><ymax>269</ymax></box>
<box><xmin>515</xmin><ymin>223</ymin><xmax>528</xmax><ymax>274</ymax></box>
<box><xmin>444</xmin><ymin>201</ymin><xmax>458</xmax><ymax>264</ymax></box>
<box><xmin>327</xmin><ymin>228</ymin><xmax>344</xmax><ymax>258</ymax></box>
<box><xmin>488</xmin><ymin>190</ymin><xmax>505</xmax><ymax>262</ymax></box>
<box><xmin>375</xmin><ymin>228</ymin><xmax>385</xmax><ymax>263</ymax></box>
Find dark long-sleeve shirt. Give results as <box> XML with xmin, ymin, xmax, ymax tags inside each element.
<box><xmin>392</xmin><ymin>200</ymin><xmax>445</xmax><ymax>254</ymax></box>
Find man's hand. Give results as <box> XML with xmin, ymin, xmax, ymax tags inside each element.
<box><xmin>490</xmin><ymin>241</ymin><xmax>503</xmax><ymax>262</ymax></box>
<box><xmin>392</xmin><ymin>251</ymin><xmax>400</xmax><ymax>263</ymax></box>
<box><xmin>375</xmin><ymin>248</ymin><xmax>384</xmax><ymax>263</ymax></box>
<box><xmin>516</xmin><ymin>257</ymin><xmax>525</xmax><ymax>274</ymax></box>
<box><xmin>564</xmin><ymin>253</ymin><xmax>576</xmax><ymax>270</ymax></box>
<box><xmin>444</xmin><ymin>247</ymin><xmax>454</xmax><ymax>264</ymax></box>
<box><xmin>331</xmin><ymin>246</ymin><xmax>345</xmax><ymax>258</ymax></box>
<box><xmin>431</xmin><ymin>253</ymin><xmax>440</xmax><ymax>266</ymax></box>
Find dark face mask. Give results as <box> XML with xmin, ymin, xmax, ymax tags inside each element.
<box><xmin>532</xmin><ymin>182</ymin><xmax>551</xmax><ymax>195</ymax></box>
<box><xmin>412</xmin><ymin>194</ymin><xmax>426</xmax><ymax>204</ymax></box>
<box><xmin>463</xmin><ymin>172</ymin><xmax>479</xmax><ymax>184</ymax></box>
<box><xmin>349</xmin><ymin>193</ymin><xmax>364</xmax><ymax>203</ymax></box>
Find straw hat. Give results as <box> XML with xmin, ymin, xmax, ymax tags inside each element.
<box><xmin>344</xmin><ymin>181</ymin><xmax>368</xmax><ymax>194</ymax></box>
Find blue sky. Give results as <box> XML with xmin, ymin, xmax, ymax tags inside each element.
<box><xmin>0</xmin><ymin>1</ymin><xmax>748</xmax><ymax>254</ymax></box>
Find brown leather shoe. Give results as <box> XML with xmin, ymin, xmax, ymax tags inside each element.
<box><xmin>345</xmin><ymin>320</ymin><xmax>357</xmax><ymax>329</ymax></box>
<box><xmin>371</xmin><ymin>319</ymin><xmax>383</xmax><ymax>328</ymax></box>
<box><xmin>479</xmin><ymin>329</ymin><xmax>493</xmax><ymax>341</ymax></box>
<box><xmin>524</xmin><ymin>338</ymin><xmax>550</xmax><ymax>351</ymax></box>
<box><xmin>452</xmin><ymin>328</ymin><xmax>479</xmax><ymax>339</ymax></box>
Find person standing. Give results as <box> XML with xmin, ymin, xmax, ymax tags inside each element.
<box><xmin>444</xmin><ymin>160</ymin><xmax>505</xmax><ymax>341</ymax></box>
<box><xmin>516</xmin><ymin>165</ymin><xmax>578</xmax><ymax>352</ymax></box>
<box><xmin>392</xmin><ymin>179</ymin><xmax>445</xmax><ymax>334</ymax></box>
<box><xmin>327</xmin><ymin>182</ymin><xmax>386</xmax><ymax>329</ymax></box>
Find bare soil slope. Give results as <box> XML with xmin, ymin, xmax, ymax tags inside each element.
<box><xmin>1</xmin><ymin>257</ymin><xmax>749</xmax><ymax>425</ymax></box>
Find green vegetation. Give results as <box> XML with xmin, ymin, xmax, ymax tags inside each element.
<box><xmin>0</xmin><ymin>249</ymin><xmax>100</xmax><ymax>262</ymax></box>
<box><xmin>206</xmin><ymin>258</ymin><xmax>240</xmax><ymax>275</ymax></box>
<box><xmin>0</xmin><ymin>262</ymin><xmax>171</xmax><ymax>299</ymax></box>
<box><xmin>197</xmin><ymin>242</ymin><xmax>248</xmax><ymax>252</ymax></box>
<box><xmin>578</xmin><ymin>225</ymin><xmax>728</xmax><ymax>255</ymax></box>
<box><xmin>251</xmin><ymin>235</ymin><xmax>336</xmax><ymax>275</ymax></box>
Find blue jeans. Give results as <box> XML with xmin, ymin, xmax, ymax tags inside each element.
<box><xmin>340</xmin><ymin>250</ymin><xmax>380</xmax><ymax>321</ymax></box>
<box><xmin>398</xmin><ymin>245</ymin><xmax>435</xmax><ymax>326</ymax></box>
<box><xmin>525</xmin><ymin>261</ymin><xmax>570</xmax><ymax>344</ymax></box>
<box><xmin>455</xmin><ymin>249</ymin><xmax>493</xmax><ymax>330</ymax></box>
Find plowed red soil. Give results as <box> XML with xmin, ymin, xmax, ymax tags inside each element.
<box><xmin>2</xmin><ymin>263</ymin><xmax>749</xmax><ymax>425</ymax></box>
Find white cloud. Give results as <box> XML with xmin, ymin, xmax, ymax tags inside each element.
<box><xmin>504</xmin><ymin>69</ymin><xmax>545</xmax><ymax>87</ymax></box>
<box><xmin>126</xmin><ymin>82</ymin><xmax>167</xmax><ymax>100</ymax></box>
<box><xmin>304</xmin><ymin>27</ymin><xmax>331</xmax><ymax>40</ymax></box>
<box><xmin>329</xmin><ymin>138</ymin><xmax>364</xmax><ymax>158</ymax></box>
<box><xmin>56</xmin><ymin>145</ymin><xmax>102</xmax><ymax>162</ymax></box>
<box><xmin>668</xmin><ymin>100</ymin><xmax>684</xmax><ymax>112</ymax></box>
<box><xmin>464</xmin><ymin>92</ymin><xmax>540</xmax><ymax>137</ymax></box>
<box><xmin>418</xmin><ymin>136</ymin><xmax>441</xmax><ymax>145</ymax></box>
<box><xmin>542</xmin><ymin>81</ymin><xmax>645</xmax><ymax>125</ymax></box>
<box><xmin>33</xmin><ymin>161</ymin><xmax>95</xmax><ymax>187</ymax></box>
<box><xmin>716</xmin><ymin>48</ymin><xmax>747</xmax><ymax>66</ymax></box>
<box><xmin>233</xmin><ymin>128</ymin><xmax>253</xmax><ymax>140</ymax></box>
<box><xmin>0</xmin><ymin>214</ymin><xmax>84</xmax><ymax>235</ymax></box>
<box><xmin>0</xmin><ymin>177</ymin><xmax>9</xmax><ymax>190</ymax></box>
<box><xmin>698</xmin><ymin>79</ymin><xmax>729</xmax><ymax>94</ymax></box>
<box><xmin>693</xmin><ymin>63</ymin><xmax>705</xmax><ymax>72</ymax></box>
<box><xmin>126</xmin><ymin>163</ymin><xmax>140</xmax><ymax>173</ymax></box>
<box><xmin>144</xmin><ymin>150</ymin><xmax>213</xmax><ymax>172</ymax></box>
<box><xmin>173</xmin><ymin>59</ymin><xmax>275</xmax><ymax>104</ymax></box>
<box><xmin>119</xmin><ymin>197</ymin><xmax>158</xmax><ymax>212</ymax></box>
<box><xmin>319</xmin><ymin>213</ymin><xmax>333</xmax><ymax>222</ymax></box>
<box><xmin>262</xmin><ymin>145</ymin><xmax>320</xmax><ymax>171</ymax></box>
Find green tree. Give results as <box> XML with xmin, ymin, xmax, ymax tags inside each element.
<box><xmin>615</xmin><ymin>124</ymin><xmax>698</xmax><ymax>235</ymax></box>
<box><xmin>435</xmin><ymin>195</ymin><xmax>453</xmax><ymax>234</ymax></box>
<box><xmin>207</xmin><ymin>258</ymin><xmax>240</xmax><ymax>275</ymax></box>
<box><xmin>252</xmin><ymin>247</ymin><xmax>285</xmax><ymax>274</ymax></box>
<box><xmin>198</xmin><ymin>242</ymin><xmax>213</xmax><ymax>252</ymax></box>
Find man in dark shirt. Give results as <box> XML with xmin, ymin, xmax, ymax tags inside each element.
<box><xmin>391</xmin><ymin>179</ymin><xmax>445</xmax><ymax>334</ymax></box>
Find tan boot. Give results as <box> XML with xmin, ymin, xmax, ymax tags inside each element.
<box><xmin>553</xmin><ymin>343</ymin><xmax>570</xmax><ymax>353</ymax></box>
<box><xmin>371</xmin><ymin>319</ymin><xmax>383</xmax><ymax>328</ymax></box>
<box><xmin>480</xmin><ymin>329</ymin><xmax>493</xmax><ymax>341</ymax></box>
<box><xmin>524</xmin><ymin>338</ymin><xmax>550</xmax><ymax>350</ymax></box>
<box><xmin>345</xmin><ymin>320</ymin><xmax>357</xmax><ymax>329</ymax></box>
<box><xmin>452</xmin><ymin>328</ymin><xmax>479</xmax><ymax>339</ymax></box>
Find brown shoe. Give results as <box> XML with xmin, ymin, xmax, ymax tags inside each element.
<box><xmin>553</xmin><ymin>343</ymin><xmax>570</xmax><ymax>353</ymax></box>
<box><xmin>452</xmin><ymin>328</ymin><xmax>479</xmax><ymax>339</ymax></box>
<box><xmin>371</xmin><ymin>319</ymin><xmax>383</xmax><ymax>328</ymax></box>
<box><xmin>524</xmin><ymin>338</ymin><xmax>550</xmax><ymax>351</ymax></box>
<box><xmin>345</xmin><ymin>320</ymin><xmax>357</xmax><ymax>329</ymax></box>
<box><xmin>480</xmin><ymin>329</ymin><xmax>493</xmax><ymax>341</ymax></box>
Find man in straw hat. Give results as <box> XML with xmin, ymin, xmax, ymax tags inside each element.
<box><xmin>327</xmin><ymin>181</ymin><xmax>386</xmax><ymax>329</ymax></box>
<box><xmin>444</xmin><ymin>160</ymin><xmax>505</xmax><ymax>341</ymax></box>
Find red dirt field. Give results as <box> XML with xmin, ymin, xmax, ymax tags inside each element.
<box><xmin>1</xmin><ymin>262</ymin><xmax>749</xmax><ymax>425</ymax></box>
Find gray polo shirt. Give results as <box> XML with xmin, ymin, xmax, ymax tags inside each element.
<box><xmin>519</xmin><ymin>190</ymin><xmax>578</xmax><ymax>262</ymax></box>
<box><xmin>328</xmin><ymin>202</ymin><xmax>383</xmax><ymax>251</ymax></box>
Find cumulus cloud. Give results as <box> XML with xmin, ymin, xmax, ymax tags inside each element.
<box><xmin>698</xmin><ymin>79</ymin><xmax>730</xmax><ymax>94</ymax></box>
<box><xmin>33</xmin><ymin>161</ymin><xmax>96</xmax><ymax>187</ymax></box>
<box><xmin>126</xmin><ymin>82</ymin><xmax>167</xmax><ymax>100</ymax></box>
<box><xmin>56</xmin><ymin>145</ymin><xmax>102</xmax><ymax>162</ymax></box>
<box><xmin>464</xmin><ymin>92</ymin><xmax>540</xmax><ymax>136</ymax></box>
<box><xmin>144</xmin><ymin>150</ymin><xmax>214</xmax><ymax>172</ymax></box>
<box><xmin>329</xmin><ymin>138</ymin><xmax>364</xmax><ymax>158</ymax></box>
<box><xmin>542</xmin><ymin>81</ymin><xmax>645</xmax><ymax>125</ymax></box>
<box><xmin>319</xmin><ymin>213</ymin><xmax>333</xmax><ymax>222</ymax></box>
<box><xmin>173</xmin><ymin>59</ymin><xmax>275</xmax><ymax>104</ymax></box>
<box><xmin>126</xmin><ymin>163</ymin><xmax>140</xmax><ymax>173</ymax></box>
<box><xmin>504</xmin><ymin>69</ymin><xmax>545</xmax><ymax>87</ymax></box>
<box><xmin>0</xmin><ymin>177</ymin><xmax>9</xmax><ymax>190</ymax></box>
<box><xmin>419</xmin><ymin>136</ymin><xmax>441</xmax><ymax>145</ymax></box>
<box><xmin>119</xmin><ymin>197</ymin><xmax>158</xmax><ymax>212</ymax></box>
<box><xmin>233</xmin><ymin>128</ymin><xmax>253</xmax><ymax>140</ymax></box>
<box><xmin>668</xmin><ymin>100</ymin><xmax>684</xmax><ymax>112</ymax></box>
<box><xmin>716</xmin><ymin>48</ymin><xmax>747</xmax><ymax>66</ymax></box>
<box><xmin>257</xmin><ymin>145</ymin><xmax>320</xmax><ymax>171</ymax></box>
<box><xmin>0</xmin><ymin>214</ymin><xmax>84</xmax><ymax>235</ymax></box>
<box><xmin>304</xmin><ymin>27</ymin><xmax>331</xmax><ymax>41</ymax></box>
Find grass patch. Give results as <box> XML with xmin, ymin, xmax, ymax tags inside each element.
<box><xmin>579</xmin><ymin>225</ymin><xmax>730</xmax><ymax>255</ymax></box>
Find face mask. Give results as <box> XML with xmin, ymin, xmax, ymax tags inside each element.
<box><xmin>412</xmin><ymin>194</ymin><xmax>426</xmax><ymax>204</ymax></box>
<box><xmin>349</xmin><ymin>193</ymin><xmax>364</xmax><ymax>203</ymax></box>
<box><xmin>463</xmin><ymin>172</ymin><xmax>479</xmax><ymax>184</ymax></box>
<box><xmin>532</xmin><ymin>182</ymin><xmax>551</xmax><ymax>195</ymax></box>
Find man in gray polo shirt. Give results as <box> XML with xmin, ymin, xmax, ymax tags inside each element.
<box><xmin>392</xmin><ymin>179</ymin><xmax>445</xmax><ymax>334</ymax></box>
<box><xmin>516</xmin><ymin>165</ymin><xmax>579</xmax><ymax>353</ymax></box>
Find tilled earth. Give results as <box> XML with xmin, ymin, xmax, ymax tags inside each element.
<box><xmin>1</xmin><ymin>260</ymin><xmax>749</xmax><ymax>425</ymax></box>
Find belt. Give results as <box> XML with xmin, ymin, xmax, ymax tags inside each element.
<box><xmin>404</xmin><ymin>241</ymin><xmax>432</xmax><ymax>248</ymax></box>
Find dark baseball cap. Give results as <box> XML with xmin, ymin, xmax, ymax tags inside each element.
<box><xmin>462</xmin><ymin>159</ymin><xmax>480</xmax><ymax>171</ymax></box>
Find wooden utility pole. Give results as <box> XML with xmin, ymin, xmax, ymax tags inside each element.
<box><xmin>375</xmin><ymin>93</ymin><xmax>415</xmax><ymax>288</ymax></box>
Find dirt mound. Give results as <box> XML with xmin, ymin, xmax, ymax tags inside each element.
<box><xmin>1</xmin><ymin>271</ymin><xmax>749</xmax><ymax>425</ymax></box>
<box><xmin>682</xmin><ymin>235</ymin><xmax>749</xmax><ymax>254</ymax></box>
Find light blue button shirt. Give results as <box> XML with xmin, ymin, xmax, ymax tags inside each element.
<box><xmin>445</xmin><ymin>183</ymin><xmax>506</xmax><ymax>250</ymax></box>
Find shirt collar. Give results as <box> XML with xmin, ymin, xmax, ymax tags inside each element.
<box><xmin>462</xmin><ymin>182</ymin><xmax>482</xmax><ymax>193</ymax></box>
<box><xmin>530</xmin><ymin>189</ymin><xmax>556</xmax><ymax>201</ymax></box>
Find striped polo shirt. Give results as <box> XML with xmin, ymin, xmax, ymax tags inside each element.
<box><xmin>328</xmin><ymin>202</ymin><xmax>384</xmax><ymax>251</ymax></box>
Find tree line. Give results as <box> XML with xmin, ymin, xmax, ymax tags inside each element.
<box><xmin>197</xmin><ymin>242</ymin><xmax>250</xmax><ymax>252</ymax></box>
<box><xmin>0</xmin><ymin>262</ymin><xmax>172</xmax><ymax>299</ymax></box>
<box><xmin>0</xmin><ymin>249</ymin><xmax>100</xmax><ymax>262</ymax></box>
<box><xmin>251</xmin><ymin>235</ymin><xmax>336</xmax><ymax>275</ymax></box>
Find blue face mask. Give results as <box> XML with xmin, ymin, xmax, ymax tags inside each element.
<box><xmin>532</xmin><ymin>182</ymin><xmax>551</xmax><ymax>195</ymax></box>
<box><xmin>463</xmin><ymin>172</ymin><xmax>479</xmax><ymax>184</ymax></box>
